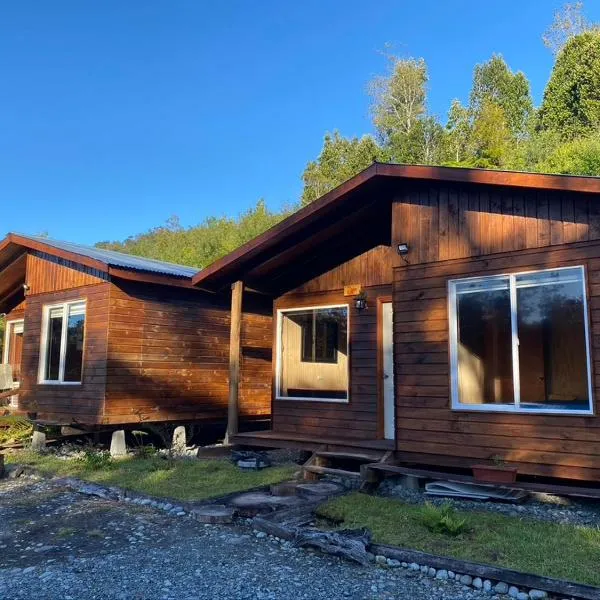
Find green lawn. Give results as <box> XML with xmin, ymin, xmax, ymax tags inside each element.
<box><xmin>318</xmin><ymin>493</ymin><xmax>600</xmax><ymax>587</ymax></box>
<box><xmin>6</xmin><ymin>450</ymin><xmax>298</xmax><ymax>502</ymax></box>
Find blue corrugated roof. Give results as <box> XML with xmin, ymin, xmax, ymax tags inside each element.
<box><xmin>13</xmin><ymin>233</ymin><xmax>199</xmax><ymax>279</ymax></box>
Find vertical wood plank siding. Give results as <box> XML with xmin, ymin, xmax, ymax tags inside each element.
<box><xmin>392</xmin><ymin>183</ymin><xmax>600</xmax><ymax>480</ymax></box>
<box><xmin>391</xmin><ymin>183</ymin><xmax>600</xmax><ymax>263</ymax></box>
<box><xmin>26</xmin><ymin>252</ymin><xmax>106</xmax><ymax>294</ymax></box>
<box><xmin>103</xmin><ymin>281</ymin><xmax>271</xmax><ymax>425</ymax></box>
<box><xmin>273</xmin><ymin>248</ymin><xmax>394</xmax><ymax>440</ymax></box>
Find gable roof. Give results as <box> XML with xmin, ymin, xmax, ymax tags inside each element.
<box><xmin>191</xmin><ymin>162</ymin><xmax>600</xmax><ymax>293</ymax></box>
<box><xmin>0</xmin><ymin>233</ymin><xmax>198</xmax><ymax>289</ymax></box>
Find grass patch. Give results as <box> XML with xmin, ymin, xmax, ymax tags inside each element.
<box><xmin>6</xmin><ymin>450</ymin><xmax>298</xmax><ymax>502</ymax></box>
<box><xmin>0</xmin><ymin>416</ymin><xmax>33</xmax><ymax>446</ymax></box>
<box><xmin>318</xmin><ymin>493</ymin><xmax>600</xmax><ymax>587</ymax></box>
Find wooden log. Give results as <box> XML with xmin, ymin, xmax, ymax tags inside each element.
<box><xmin>370</xmin><ymin>543</ymin><xmax>600</xmax><ymax>600</ymax></box>
<box><xmin>226</xmin><ymin>280</ymin><xmax>243</xmax><ymax>443</ymax></box>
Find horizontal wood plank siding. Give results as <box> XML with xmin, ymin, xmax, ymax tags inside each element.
<box><xmin>274</xmin><ymin>280</ymin><xmax>392</xmax><ymax>440</ymax></box>
<box><xmin>103</xmin><ymin>282</ymin><xmax>271</xmax><ymax>425</ymax></box>
<box><xmin>18</xmin><ymin>283</ymin><xmax>109</xmax><ymax>424</ymax></box>
<box><xmin>393</xmin><ymin>240</ymin><xmax>600</xmax><ymax>481</ymax></box>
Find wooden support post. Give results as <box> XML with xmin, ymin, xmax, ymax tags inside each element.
<box><xmin>225</xmin><ymin>280</ymin><xmax>243</xmax><ymax>445</ymax></box>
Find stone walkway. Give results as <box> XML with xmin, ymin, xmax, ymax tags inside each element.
<box><xmin>0</xmin><ymin>474</ymin><xmax>492</xmax><ymax>600</ymax></box>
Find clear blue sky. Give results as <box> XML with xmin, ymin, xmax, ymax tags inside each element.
<box><xmin>2</xmin><ymin>1</ymin><xmax>598</xmax><ymax>245</ymax></box>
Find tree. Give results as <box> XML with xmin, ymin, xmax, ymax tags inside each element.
<box><xmin>97</xmin><ymin>199</ymin><xmax>292</xmax><ymax>268</ymax></box>
<box><xmin>470</xmin><ymin>100</ymin><xmax>513</xmax><ymax>168</ymax></box>
<box><xmin>368</xmin><ymin>56</ymin><xmax>445</xmax><ymax>164</ymax></box>
<box><xmin>445</xmin><ymin>100</ymin><xmax>472</xmax><ymax>164</ymax></box>
<box><xmin>543</xmin><ymin>2</ymin><xmax>593</xmax><ymax>55</ymax></box>
<box><xmin>469</xmin><ymin>55</ymin><xmax>534</xmax><ymax>140</ymax></box>
<box><xmin>369</xmin><ymin>57</ymin><xmax>427</xmax><ymax>143</ymax></box>
<box><xmin>540</xmin><ymin>133</ymin><xmax>600</xmax><ymax>175</ymax></box>
<box><xmin>301</xmin><ymin>132</ymin><xmax>382</xmax><ymax>205</ymax></box>
<box><xmin>539</xmin><ymin>30</ymin><xmax>600</xmax><ymax>138</ymax></box>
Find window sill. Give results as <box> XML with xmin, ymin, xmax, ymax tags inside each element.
<box><xmin>37</xmin><ymin>381</ymin><xmax>83</xmax><ymax>386</ymax></box>
<box><xmin>451</xmin><ymin>404</ymin><xmax>594</xmax><ymax>417</ymax></box>
<box><xmin>276</xmin><ymin>396</ymin><xmax>349</xmax><ymax>404</ymax></box>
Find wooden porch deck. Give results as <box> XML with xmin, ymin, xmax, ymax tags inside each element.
<box><xmin>232</xmin><ymin>430</ymin><xmax>394</xmax><ymax>457</ymax></box>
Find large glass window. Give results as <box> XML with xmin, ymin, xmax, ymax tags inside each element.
<box><xmin>39</xmin><ymin>301</ymin><xmax>86</xmax><ymax>384</ymax></box>
<box><xmin>449</xmin><ymin>266</ymin><xmax>592</xmax><ymax>414</ymax></box>
<box><xmin>277</xmin><ymin>305</ymin><xmax>348</xmax><ymax>401</ymax></box>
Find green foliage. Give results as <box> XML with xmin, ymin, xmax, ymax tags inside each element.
<box><xmin>419</xmin><ymin>502</ymin><xmax>469</xmax><ymax>536</ymax></box>
<box><xmin>9</xmin><ymin>451</ymin><xmax>298</xmax><ymax>502</ymax></box>
<box><xmin>0</xmin><ymin>416</ymin><xmax>33</xmax><ymax>446</ymax></box>
<box><xmin>539</xmin><ymin>31</ymin><xmax>600</xmax><ymax>138</ymax></box>
<box><xmin>318</xmin><ymin>492</ymin><xmax>600</xmax><ymax>586</ymax></box>
<box><xmin>469</xmin><ymin>54</ymin><xmax>534</xmax><ymax>139</ymax></box>
<box><xmin>97</xmin><ymin>199</ymin><xmax>293</xmax><ymax>268</ymax></box>
<box><xmin>78</xmin><ymin>448</ymin><xmax>113</xmax><ymax>470</ymax></box>
<box><xmin>301</xmin><ymin>132</ymin><xmax>382</xmax><ymax>205</ymax></box>
<box><xmin>540</xmin><ymin>133</ymin><xmax>600</xmax><ymax>175</ymax></box>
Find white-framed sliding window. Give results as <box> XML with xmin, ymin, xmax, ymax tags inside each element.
<box><xmin>276</xmin><ymin>304</ymin><xmax>350</xmax><ymax>403</ymax></box>
<box><xmin>448</xmin><ymin>265</ymin><xmax>593</xmax><ymax>415</ymax></box>
<box><xmin>38</xmin><ymin>300</ymin><xmax>86</xmax><ymax>385</ymax></box>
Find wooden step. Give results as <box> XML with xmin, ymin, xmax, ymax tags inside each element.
<box><xmin>315</xmin><ymin>451</ymin><xmax>379</xmax><ymax>462</ymax></box>
<box><xmin>303</xmin><ymin>465</ymin><xmax>361</xmax><ymax>479</ymax></box>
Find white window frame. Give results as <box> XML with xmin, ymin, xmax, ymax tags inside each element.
<box><xmin>3</xmin><ymin>319</ymin><xmax>24</xmax><ymax>387</ymax></box>
<box><xmin>38</xmin><ymin>300</ymin><xmax>86</xmax><ymax>385</ymax></box>
<box><xmin>276</xmin><ymin>303</ymin><xmax>350</xmax><ymax>403</ymax></box>
<box><xmin>448</xmin><ymin>265</ymin><xmax>594</xmax><ymax>416</ymax></box>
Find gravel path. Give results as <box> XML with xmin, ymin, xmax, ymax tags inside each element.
<box><xmin>0</xmin><ymin>475</ymin><xmax>487</xmax><ymax>600</ymax></box>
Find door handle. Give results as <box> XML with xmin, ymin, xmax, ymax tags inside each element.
<box><xmin>384</xmin><ymin>374</ymin><xmax>390</xmax><ymax>380</ymax></box>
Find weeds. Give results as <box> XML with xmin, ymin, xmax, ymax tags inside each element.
<box><xmin>419</xmin><ymin>502</ymin><xmax>469</xmax><ymax>536</ymax></box>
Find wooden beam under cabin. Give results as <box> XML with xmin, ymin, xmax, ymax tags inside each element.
<box><xmin>226</xmin><ymin>280</ymin><xmax>243</xmax><ymax>443</ymax></box>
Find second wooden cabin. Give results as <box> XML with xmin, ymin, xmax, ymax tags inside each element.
<box><xmin>0</xmin><ymin>233</ymin><xmax>271</xmax><ymax>430</ymax></box>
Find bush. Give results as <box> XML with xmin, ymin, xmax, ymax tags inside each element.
<box><xmin>0</xmin><ymin>416</ymin><xmax>33</xmax><ymax>446</ymax></box>
<box><xmin>419</xmin><ymin>502</ymin><xmax>469</xmax><ymax>536</ymax></box>
<box><xmin>79</xmin><ymin>448</ymin><xmax>113</xmax><ymax>470</ymax></box>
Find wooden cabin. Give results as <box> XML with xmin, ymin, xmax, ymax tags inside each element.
<box><xmin>193</xmin><ymin>164</ymin><xmax>600</xmax><ymax>483</ymax></box>
<box><xmin>0</xmin><ymin>233</ymin><xmax>271</xmax><ymax>428</ymax></box>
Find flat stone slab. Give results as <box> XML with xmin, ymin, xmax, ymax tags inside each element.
<box><xmin>294</xmin><ymin>482</ymin><xmax>344</xmax><ymax>499</ymax></box>
<box><xmin>228</xmin><ymin>492</ymin><xmax>305</xmax><ymax>517</ymax></box>
<box><xmin>270</xmin><ymin>481</ymin><xmax>301</xmax><ymax>497</ymax></box>
<box><xmin>190</xmin><ymin>505</ymin><xmax>235</xmax><ymax>524</ymax></box>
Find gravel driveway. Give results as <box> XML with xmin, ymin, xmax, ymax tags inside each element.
<box><xmin>0</xmin><ymin>475</ymin><xmax>483</xmax><ymax>600</ymax></box>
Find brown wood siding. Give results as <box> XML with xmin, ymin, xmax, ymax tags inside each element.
<box><xmin>18</xmin><ymin>284</ymin><xmax>109</xmax><ymax>424</ymax></box>
<box><xmin>26</xmin><ymin>252</ymin><xmax>106</xmax><ymax>295</ymax></box>
<box><xmin>393</xmin><ymin>240</ymin><xmax>600</xmax><ymax>481</ymax></box>
<box><xmin>103</xmin><ymin>282</ymin><xmax>271</xmax><ymax>425</ymax></box>
<box><xmin>273</xmin><ymin>285</ymin><xmax>392</xmax><ymax>440</ymax></box>
<box><xmin>392</xmin><ymin>183</ymin><xmax>600</xmax><ymax>265</ymax></box>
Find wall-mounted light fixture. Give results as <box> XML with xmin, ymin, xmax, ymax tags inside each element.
<box><xmin>355</xmin><ymin>290</ymin><xmax>368</xmax><ymax>311</ymax></box>
<box><xmin>397</xmin><ymin>242</ymin><xmax>410</xmax><ymax>265</ymax></box>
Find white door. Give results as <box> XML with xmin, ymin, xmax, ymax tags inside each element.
<box><xmin>382</xmin><ymin>302</ymin><xmax>395</xmax><ymax>440</ymax></box>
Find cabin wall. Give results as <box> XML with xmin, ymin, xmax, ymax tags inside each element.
<box><xmin>103</xmin><ymin>281</ymin><xmax>271</xmax><ymax>425</ymax></box>
<box><xmin>18</xmin><ymin>282</ymin><xmax>110</xmax><ymax>424</ymax></box>
<box><xmin>273</xmin><ymin>246</ymin><xmax>394</xmax><ymax>440</ymax></box>
<box><xmin>392</xmin><ymin>184</ymin><xmax>600</xmax><ymax>481</ymax></box>
<box><xmin>391</xmin><ymin>181</ymin><xmax>600</xmax><ymax>264</ymax></box>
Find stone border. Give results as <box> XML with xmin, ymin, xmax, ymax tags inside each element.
<box><xmin>253</xmin><ymin>504</ymin><xmax>600</xmax><ymax>600</ymax></box>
